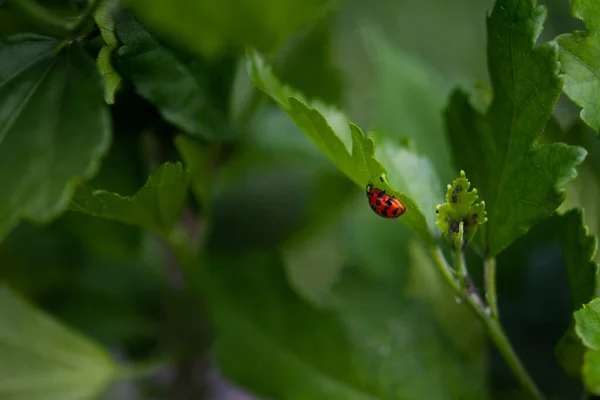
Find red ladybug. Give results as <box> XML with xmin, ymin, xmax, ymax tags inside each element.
<box><xmin>366</xmin><ymin>183</ymin><xmax>406</xmax><ymax>218</ymax></box>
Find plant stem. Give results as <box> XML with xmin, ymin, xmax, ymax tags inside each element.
<box><xmin>67</xmin><ymin>0</ymin><xmax>99</xmax><ymax>36</ymax></box>
<box><xmin>485</xmin><ymin>257</ymin><xmax>499</xmax><ymax>319</ymax></box>
<box><xmin>429</xmin><ymin>246</ymin><xmax>545</xmax><ymax>400</ymax></box>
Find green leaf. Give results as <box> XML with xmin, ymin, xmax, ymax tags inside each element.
<box><xmin>556</xmin><ymin>0</ymin><xmax>600</xmax><ymax>133</ymax></box>
<box><xmin>205</xmin><ymin>251</ymin><xmax>486</xmax><ymax>400</ymax></box>
<box><xmin>93</xmin><ymin>0</ymin><xmax>122</xmax><ymax>104</ymax></box>
<box><xmin>559</xmin><ymin>209</ymin><xmax>599</xmax><ymax>310</ymax></box>
<box><xmin>114</xmin><ymin>17</ymin><xmax>225</xmax><ymax>140</ymax></box>
<box><xmin>247</xmin><ymin>50</ymin><xmax>437</xmax><ymax>244</ymax></box>
<box><xmin>435</xmin><ymin>171</ymin><xmax>487</xmax><ymax>250</ymax></box>
<box><xmin>575</xmin><ymin>299</ymin><xmax>600</xmax><ymax>394</ymax></box>
<box><xmin>69</xmin><ymin>162</ymin><xmax>189</xmax><ymax>236</ymax></box>
<box><xmin>0</xmin><ymin>284</ymin><xmax>115</xmax><ymax>399</ymax></box>
<box><xmin>445</xmin><ymin>0</ymin><xmax>586</xmax><ymax>257</ymax></box>
<box><xmin>575</xmin><ymin>298</ymin><xmax>600</xmax><ymax>350</ymax></box>
<box><xmin>127</xmin><ymin>0</ymin><xmax>333</xmax><ymax>58</ymax></box>
<box><xmin>0</xmin><ymin>34</ymin><xmax>111</xmax><ymax>242</ymax></box>
<box><xmin>174</xmin><ymin>135</ymin><xmax>213</xmax><ymax>208</ymax></box>
<box><xmin>583</xmin><ymin>349</ymin><xmax>600</xmax><ymax>394</ymax></box>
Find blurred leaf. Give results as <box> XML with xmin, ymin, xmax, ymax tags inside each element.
<box><xmin>248</xmin><ymin>50</ymin><xmax>437</xmax><ymax>244</ymax></box>
<box><xmin>174</xmin><ymin>135</ymin><xmax>213</xmax><ymax>207</ymax></box>
<box><xmin>583</xmin><ymin>349</ymin><xmax>600</xmax><ymax>394</ymax></box>
<box><xmin>93</xmin><ymin>0</ymin><xmax>122</xmax><ymax>104</ymax></box>
<box><xmin>0</xmin><ymin>285</ymin><xmax>115</xmax><ymax>399</ymax></box>
<box><xmin>435</xmin><ymin>170</ymin><xmax>487</xmax><ymax>250</ymax></box>
<box><xmin>575</xmin><ymin>299</ymin><xmax>600</xmax><ymax>394</ymax></box>
<box><xmin>445</xmin><ymin>0</ymin><xmax>586</xmax><ymax>257</ymax></box>
<box><xmin>556</xmin><ymin>0</ymin><xmax>600</xmax><ymax>133</ymax></box>
<box><xmin>205</xmin><ymin>251</ymin><xmax>486</xmax><ymax>400</ymax></box>
<box><xmin>115</xmin><ymin>17</ymin><xmax>225</xmax><ymax>140</ymax></box>
<box><xmin>555</xmin><ymin>324</ymin><xmax>586</xmax><ymax>378</ymax></box>
<box><xmin>275</xmin><ymin>16</ymin><xmax>344</xmax><ymax>105</ymax></box>
<box><xmin>0</xmin><ymin>34</ymin><xmax>111</xmax><ymax>242</ymax></box>
<box><xmin>69</xmin><ymin>162</ymin><xmax>189</xmax><ymax>236</ymax></box>
<box><xmin>127</xmin><ymin>0</ymin><xmax>333</xmax><ymax>58</ymax></box>
<box><xmin>364</xmin><ymin>29</ymin><xmax>455</xmax><ymax>184</ymax></box>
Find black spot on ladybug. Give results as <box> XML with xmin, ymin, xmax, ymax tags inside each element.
<box><xmin>454</xmin><ymin>185</ymin><xmax>463</xmax><ymax>194</ymax></box>
<box><xmin>376</xmin><ymin>200</ymin><xmax>382</xmax><ymax>206</ymax></box>
<box><xmin>384</xmin><ymin>206</ymin><xmax>390</xmax><ymax>212</ymax></box>
<box><xmin>451</xmin><ymin>194</ymin><xmax>458</xmax><ymax>203</ymax></box>
<box><xmin>450</xmin><ymin>220</ymin><xmax>459</xmax><ymax>233</ymax></box>
<box><xmin>386</xmin><ymin>199</ymin><xmax>392</xmax><ymax>206</ymax></box>
<box><xmin>392</xmin><ymin>208</ymin><xmax>399</xmax><ymax>215</ymax></box>
<box><xmin>371</xmin><ymin>204</ymin><xmax>376</xmax><ymax>210</ymax></box>
<box><xmin>377</xmin><ymin>191</ymin><xmax>385</xmax><ymax>198</ymax></box>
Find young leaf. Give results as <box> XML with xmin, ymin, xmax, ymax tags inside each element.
<box><xmin>127</xmin><ymin>0</ymin><xmax>332</xmax><ymax>58</ymax></box>
<box><xmin>69</xmin><ymin>162</ymin><xmax>189</xmax><ymax>236</ymax></box>
<box><xmin>575</xmin><ymin>299</ymin><xmax>600</xmax><ymax>394</ymax></box>
<box><xmin>204</xmin><ymin>251</ymin><xmax>486</xmax><ymax>400</ymax></box>
<box><xmin>0</xmin><ymin>35</ymin><xmax>111</xmax><ymax>242</ymax></box>
<box><xmin>93</xmin><ymin>0</ymin><xmax>122</xmax><ymax>104</ymax></box>
<box><xmin>435</xmin><ymin>171</ymin><xmax>487</xmax><ymax>251</ymax></box>
<box><xmin>445</xmin><ymin>0</ymin><xmax>586</xmax><ymax>257</ymax></box>
<box><xmin>0</xmin><ymin>285</ymin><xmax>115</xmax><ymax>399</ymax></box>
<box><xmin>556</xmin><ymin>0</ymin><xmax>600</xmax><ymax>133</ymax></box>
<box><xmin>247</xmin><ymin>50</ymin><xmax>436</xmax><ymax>244</ymax></box>
<box><xmin>115</xmin><ymin>17</ymin><xmax>226</xmax><ymax>140</ymax></box>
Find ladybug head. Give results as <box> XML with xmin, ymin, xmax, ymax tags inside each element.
<box><xmin>366</xmin><ymin>183</ymin><xmax>373</xmax><ymax>196</ymax></box>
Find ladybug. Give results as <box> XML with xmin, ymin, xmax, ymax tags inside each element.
<box><xmin>366</xmin><ymin>183</ymin><xmax>406</xmax><ymax>218</ymax></box>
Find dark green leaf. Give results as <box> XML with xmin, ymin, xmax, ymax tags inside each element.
<box><xmin>69</xmin><ymin>162</ymin><xmax>189</xmax><ymax>236</ymax></box>
<box><xmin>205</xmin><ymin>251</ymin><xmax>486</xmax><ymax>400</ymax></box>
<box><xmin>0</xmin><ymin>34</ymin><xmax>111</xmax><ymax>242</ymax></box>
<box><xmin>445</xmin><ymin>0</ymin><xmax>586</xmax><ymax>257</ymax></box>
<box><xmin>174</xmin><ymin>135</ymin><xmax>213</xmax><ymax>207</ymax></box>
<box><xmin>558</xmin><ymin>209</ymin><xmax>599</xmax><ymax>311</ymax></box>
<box><xmin>115</xmin><ymin>17</ymin><xmax>224</xmax><ymax>140</ymax></box>
<box><xmin>127</xmin><ymin>0</ymin><xmax>333</xmax><ymax>58</ymax></box>
<box><xmin>93</xmin><ymin>0</ymin><xmax>122</xmax><ymax>104</ymax></box>
<box><xmin>248</xmin><ymin>50</ymin><xmax>438</xmax><ymax>244</ymax></box>
<box><xmin>0</xmin><ymin>285</ymin><xmax>115</xmax><ymax>399</ymax></box>
<box><xmin>583</xmin><ymin>349</ymin><xmax>600</xmax><ymax>394</ymax></box>
<box><xmin>556</xmin><ymin>0</ymin><xmax>600</xmax><ymax>133</ymax></box>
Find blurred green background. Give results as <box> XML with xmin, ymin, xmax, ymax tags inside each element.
<box><xmin>0</xmin><ymin>0</ymin><xmax>597</xmax><ymax>399</ymax></box>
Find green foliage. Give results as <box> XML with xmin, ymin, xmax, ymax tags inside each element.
<box><xmin>436</xmin><ymin>171</ymin><xmax>487</xmax><ymax>251</ymax></box>
<box><xmin>115</xmin><ymin>17</ymin><xmax>229</xmax><ymax>140</ymax></box>
<box><xmin>575</xmin><ymin>299</ymin><xmax>600</xmax><ymax>394</ymax></box>
<box><xmin>0</xmin><ymin>34</ymin><xmax>111</xmax><ymax>242</ymax></box>
<box><xmin>205</xmin><ymin>250</ymin><xmax>486</xmax><ymax>400</ymax></box>
<box><xmin>247</xmin><ymin>50</ymin><xmax>436</xmax><ymax>244</ymax></box>
<box><xmin>445</xmin><ymin>0</ymin><xmax>586</xmax><ymax>257</ymax></box>
<box><xmin>127</xmin><ymin>0</ymin><xmax>333</xmax><ymax>58</ymax></box>
<box><xmin>0</xmin><ymin>285</ymin><xmax>115</xmax><ymax>399</ymax></box>
<box><xmin>556</xmin><ymin>0</ymin><xmax>600</xmax><ymax>133</ymax></box>
<box><xmin>69</xmin><ymin>162</ymin><xmax>189</xmax><ymax>236</ymax></box>
<box><xmin>93</xmin><ymin>0</ymin><xmax>122</xmax><ymax>104</ymax></box>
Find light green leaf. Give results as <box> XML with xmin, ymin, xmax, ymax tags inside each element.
<box><xmin>583</xmin><ymin>349</ymin><xmax>600</xmax><ymax>394</ymax></box>
<box><xmin>248</xmin><ymin>50</ymin><xmax>436</xmax><ymax>244</ymax></box>
<box><xmin>0</xmin><ymin>34</ymin><xmax>112</xmax><ymax>242</ymax></box>
<box><xmin>127</xmin><ymin>0</ymin><xmax>333</xmax><ymax>58</ymax></box>
<box><xmin>445</xmin><ymin>0</ymin><xmax>586</xmax><ymax>257</ymax></box>
<box><xmin>115</xmin><ymin>17</ymin><xmax>226</xmax><ymax>140</ymax></box>
<box><xmin>0</xmin><ymin>285</ymin><xmax>115</xmax><ymax>399</ymax></box>
<box><xmin>575</xmin><ymin>299</ymin><xmax>600</xmax><ymax>394</ymax></box>
<box><xmin>93</xmin><ymin>0</ymin><xmax>122</xmax><ymax>104</ymax></box>
<box><xmin>69</xmin><ymin>162</ymin><xmax>189</xmax><ymax>236</ymax></box>
<box><xmin>205</xmin><ymin>251</ymin><xmax>486</xmax><ymax>400</ymax></box>
<box><xmin>556</xmin><ymin>0</ymin><xmax>600</xmax><ymax>133</ymax></box>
